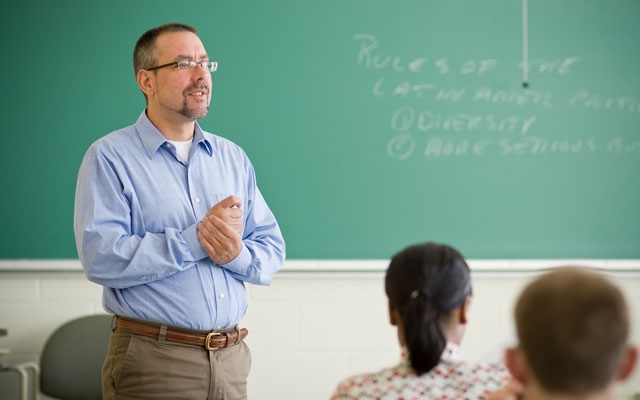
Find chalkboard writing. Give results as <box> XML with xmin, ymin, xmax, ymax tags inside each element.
<box><xmin>351</xmin><ymin>34</ymin><xmax>639</xmax><ymax>163</ymax></box>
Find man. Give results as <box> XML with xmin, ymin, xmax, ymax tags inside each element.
<box><xmin>493</xmin><ymin>267</ymin><xmax>637</xmax><ymax>400</ymax></box>
<box><xmin>74</xmin><ymin>23</ymin><xmax>285</xmax><ymax>399</ymax></box>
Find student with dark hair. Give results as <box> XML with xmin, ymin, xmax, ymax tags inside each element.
<box><xmin>330</xmin><ymin>242</ymin><xmax>510</xmax><ymax>399</ymax></box>
<box><xmin>493</xmin><ymin>266</ymin><xmax>638</xmax><ymax>400</ymax></box>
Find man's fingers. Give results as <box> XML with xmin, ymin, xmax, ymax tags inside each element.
<box><xmin>200</xmin><ymin>215</ymin><xmax>241</xmax><ymax>241</ymax></box>
<box><xmin>216</xmin><ymin>195</ymin><xmax>242</xmax><ymax>210</ymax></box>
<box><xmin>208</xmin><ymin>215</ymin><xmax>240</xmax><ymax>240</ymax></box>
<box><xmin>198</xmin><ymin>216</ymin><xmax>242</xmax><ymax>265</ymax></box>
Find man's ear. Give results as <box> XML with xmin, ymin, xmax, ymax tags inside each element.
<box><xmin>458</xmin><ymin>296</ymin><xmax>471</xmax><ymax>324</ymax></box>
<box><xmin>505</xmin><ymin>347</ymin><xmax>528</xmax><ymax>384</ymax></box>
<box><xmin>616</xmin><ymin>345</ymin><xmax>638</xmax><ymax>382</ymax></box>
<box><xmin>137</xmin><ymin>69</ymin><xmax>155</xmax><ymax>97</ymax></box>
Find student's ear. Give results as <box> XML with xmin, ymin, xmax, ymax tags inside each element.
<box><xmin>388</xmin><ymin>301</ymin><xmax>397</xmax><ymax>326</ymax></box>
<box><xmin>505</xmin><ymin>347</ymin><xmax>528</xmax><ymax>384</ymax></box>
<box><xmin>616</xmin><ymin>345</ymin><xmax>638</xmax><ymax>382</ymax></box>
<box><xmin>137</xmin><ymin>69</ymin><xmax>155</xmax><ymax>97</ymax></box>
<box><xmin>458</xmin><ymin>296</ymin><xmax>471</xmax><ymax>324</ymax></box>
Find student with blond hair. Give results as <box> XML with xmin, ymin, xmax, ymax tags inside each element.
<box><xmin>494</xmin><ymin>266</ymin><xmax>638</xmax><ymax>400</ymax></box>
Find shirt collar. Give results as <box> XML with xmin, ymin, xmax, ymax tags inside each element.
<box><xmin>400</xmin><ymin>342</ymin><xmax>464</xmax><ymax>367</ymax></box>
<box><xmin>135</xmin><ymin>110</ymin><xmax>213</xmax><ymax>158</ymax></box>
<box><xmin>441</xmin><ymin>342</ymin><xmax>464</xmax><ymax>362</ymax></box>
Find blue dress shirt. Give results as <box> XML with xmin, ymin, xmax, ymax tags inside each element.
<box><xmin>74</xmin><ymin>111</ymin><xmax>285</xmax><ymax>330</ymax></box>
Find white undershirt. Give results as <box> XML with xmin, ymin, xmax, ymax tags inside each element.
<box><xmin>168</xmin><ymin>139</ymin><xmax>193</xmax><ymax>162</ymax></box>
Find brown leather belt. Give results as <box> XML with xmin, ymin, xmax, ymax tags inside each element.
<box><xmin>115</xmin><ymin>316</ymin><xmax>248</xmax><ymax>351</ymax></box>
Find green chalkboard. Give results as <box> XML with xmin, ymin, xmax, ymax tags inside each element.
<box><xmin>1</xmin><ymin>0</ymin><xmax>639</xmax><ymax>260</ymax></box>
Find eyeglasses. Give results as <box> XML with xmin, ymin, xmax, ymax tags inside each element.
<box><xmin>146</xmin><ymin>60</ymin><xmax>218</xmax><ymax>72</ymax></box>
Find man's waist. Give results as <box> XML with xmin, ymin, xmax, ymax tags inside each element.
<box><xmin>115</xmin><ymin>316</ymin><xmax>248</xmax><ymax>350</ymax></box>
<box><xmin>103</xmin><ymin>282</ymin><xmax>248</xmax><ymax>329</ymax></box>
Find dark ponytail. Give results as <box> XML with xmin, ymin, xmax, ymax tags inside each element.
<box><xmin>385</xmin><ymin>242</ymin><xmax>471</xmax><ymax>375</ymax></box>
<box><xmin>400</xmin><ymin>294</ymin><xmax>446</xmax><ymax>374</ymax></box>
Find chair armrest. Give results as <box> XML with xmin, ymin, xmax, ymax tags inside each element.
<box><xmin>6</xmin><ymin>361</ymin><xmax>40</xmax><ymax>400</ymax></box>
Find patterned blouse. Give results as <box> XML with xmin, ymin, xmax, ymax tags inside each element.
<box><xmin>330</xmin><ymin>343</ymin><xmax>510</xmax><ymax>400</ymax></box>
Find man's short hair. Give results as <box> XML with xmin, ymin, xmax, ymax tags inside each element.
<box><xmin>514</xmin><ymin>266</ymin><xmax>630</xmax><ymax>394</ymax></box>
<box><xmin>133</xmin><ymin>23</ymin><xmax>198</xmax><ymax>76</ymax></box>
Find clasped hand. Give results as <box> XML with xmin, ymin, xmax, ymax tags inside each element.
<box><xmin>197</xmin><ymin>196</ymin><xmax>244</xmax><ymax>265</ymax></box>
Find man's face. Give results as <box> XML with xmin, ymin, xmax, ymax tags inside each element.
<box><xmin>150</xmin><ymin>31</ymin><xmax>213</xmax><ymax>121</ymax></box>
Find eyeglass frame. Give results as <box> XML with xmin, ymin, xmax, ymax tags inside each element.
<box><xmin>145</xmin><ymin>60</ymin><xmax>218</xmax><ymax>72</ymax></box>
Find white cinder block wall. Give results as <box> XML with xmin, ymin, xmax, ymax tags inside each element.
<box><xmin>0</xmin><ymin>261</ymin><xmax>639</xmax><ymax>399</ymax></box>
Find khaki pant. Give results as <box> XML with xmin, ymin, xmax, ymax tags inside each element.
<box><xmin>102</xmin><ymin>328</ymin><xmax>251</xmax><ymax>400</ymax></box>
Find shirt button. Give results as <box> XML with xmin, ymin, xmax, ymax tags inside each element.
<box><xmin>220</xmin><ymin>293</ymin><xmax>225</xmax><ymax>299</ymax></box>
<box><xmin>195</xmin><ymin>197</ymin><xmax>200</xmax><ymax>203</ymax></box>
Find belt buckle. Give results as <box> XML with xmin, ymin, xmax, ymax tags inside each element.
<box><xmin>205</xmin><ymin>332</ymin><xmax>222</xmax><ymax>350</ymax></box>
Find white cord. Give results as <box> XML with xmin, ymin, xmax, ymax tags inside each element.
<box><xmin>522</xmin><ymin>0</ymin><xmax>529</xmax><ymax>87</ymax></box>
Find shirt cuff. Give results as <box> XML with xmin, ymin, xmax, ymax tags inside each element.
<box><xmin>221</xmin><ymin>245</ymin><xmax>251</xmax><ymax>274</ymax></box>
<box><xmin>182</xmin><ymin>223</ymin><xmax>208</xmax><ymax>260</ymax></box>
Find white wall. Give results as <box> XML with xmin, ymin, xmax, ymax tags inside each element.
<box><xmin>0</xmin><ymin>261</ymin><xmax>639</xmax><ymax>399</ymax></box>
